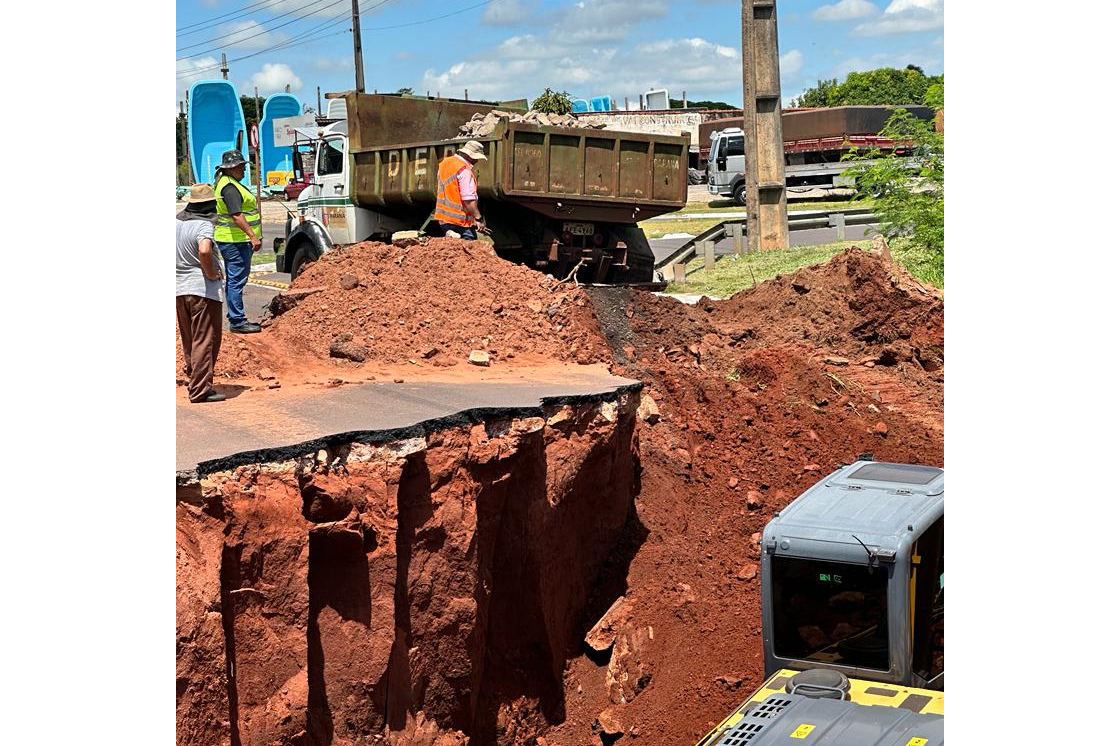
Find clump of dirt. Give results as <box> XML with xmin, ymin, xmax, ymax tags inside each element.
<box><xmin>264</xmin><ymin>238</ymin><xmax>611</xmax><ymax>367</ymax></box>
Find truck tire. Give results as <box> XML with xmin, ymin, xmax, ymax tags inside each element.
<box><xmin>734</xmin><ymin>183</ymin><xmax>747</xmax><ymax>206</ymax></box>
<box><xmin>289</xmin><ymin>245</ymin><xmax>313</xmax><ymax>280</ymax></box>
<box><xmin>609</xmin><ymin>225</ymin><xmax>655</xmax><ymax>284</ymax></box>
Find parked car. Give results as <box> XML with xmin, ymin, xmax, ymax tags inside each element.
<box><xmin>283</xmin><ymin>174</ymin><xmax>311</xmax><ymax>201</ymax></box>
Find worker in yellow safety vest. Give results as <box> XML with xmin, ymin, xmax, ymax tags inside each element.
<box><xmin>435</xmin><ymin>140</ymin><xmax>487</xmax><ymax>240</ymax></box>
<box><xmin>213</xmin><ymin>149</ymin><xmax>263</xmax><ymax>334</ymax></box>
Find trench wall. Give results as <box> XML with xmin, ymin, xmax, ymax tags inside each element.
<box><xmin>176</xmin><ymin>394</ymin><xmax>640</xmax><ymax>746</ymax></box>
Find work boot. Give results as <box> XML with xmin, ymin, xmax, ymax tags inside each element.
<box><xmin>230</xmin><ymin>321</ymin><xmax>262</xmax><ymax>334</ymax></box>
<box><xmin>193</xmin><ymin>390</ymin><xmax>226</xmax><ymax>403</ymax></box>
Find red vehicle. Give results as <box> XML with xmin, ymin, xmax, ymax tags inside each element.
<box><xmin>283</xmin><ymin>173</ymin><xmax>312</xmax><ymax>201</ymax></box>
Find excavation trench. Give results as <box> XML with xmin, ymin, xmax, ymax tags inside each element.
<box><xmin>176</xmin><ymin>392</ymin><xmax>642</xmax><ymax>746</ymax></box>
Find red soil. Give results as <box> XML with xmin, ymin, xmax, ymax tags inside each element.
<box><xmin>176</xmin><ymin>244</ymin><xmax>944</xmax><ymax>745</ymax></box>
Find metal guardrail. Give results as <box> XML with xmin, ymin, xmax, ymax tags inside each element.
<box><xmin>653</xmin><ymin>208</ymin><xmax>879</xmax><ymax>281</ymax></box>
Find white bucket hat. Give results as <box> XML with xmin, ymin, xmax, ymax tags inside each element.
<box><xmin>457</xmin><ymin>140</ymin><xmax>488</xmax><ymax>161</ymax></box>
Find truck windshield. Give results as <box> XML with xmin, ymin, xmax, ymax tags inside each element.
<box><xmin>771</xmin><ymin>556</ymin><xmax>890</xmax><ymax>671</ymax></box>
<box><xmin>317</xmin><ymin>138</ymin><xmax>344</xmax><ymax>176</ymax></box>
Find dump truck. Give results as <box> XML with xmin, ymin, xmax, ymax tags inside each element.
<box><xmin>275</xmin><ymin>93</ymin><xmax>690</xmax><ymax>284</ymax></box>
<box><xmin>695</xmin><ymin>459</ymin><xmax>945</xmax><ymax>746</ymax></box>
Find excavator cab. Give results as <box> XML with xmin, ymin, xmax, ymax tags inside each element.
<box><xmin>760</xmin><ymin>460</ymin><xmax>945</xmax><ymax>690</ymax></box>
<box><xmin>694</xmin><ymin>461</ymin><xmax>945</xmax><ymax>746</ymax></box>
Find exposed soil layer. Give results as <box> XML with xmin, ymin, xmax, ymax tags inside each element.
<box><xmin>176</xmin><ymin>246</ymin><xmax>944</xmax><ymax>745</ymax></box>
<box><xmin>176</xmin><ymin>397</ymin><xmax>640</xmax><ymax>746</ymax></box>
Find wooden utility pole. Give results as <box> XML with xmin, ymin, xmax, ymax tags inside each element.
<box><xmin>741</xmin><ymin>0</ymin><xmax>789</xmax><ymax>250</ymax></box>
<box><xmin>221</xmin><ymin>53</ymin><xmax>229</xmax><ymax>80</ymax></box>
<box><xmin>351</xmin><ymin>0</ymin><xmax>365</xmax><ymax>92</ymax></box>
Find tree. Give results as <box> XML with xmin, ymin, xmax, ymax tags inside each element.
<box><xmin>531</xmin><ymin>88</ymin><xmax>573</xmax><ymax>114</ymax></box>
<box><xmin>792</xmin><ymin>78</ymin><xmax>840</xmax><ymax>108</ymax></box>
<box><xmin>842</xmin><ymin>110</ymin><xmax>944</xmax><ymax>285</ymax></box>
<box><xmin>239</xmin><ymin>95</ymin><xmax>265</xmax><ymax>129</ymax></box>
<box><xmin>791</xmin><ymin>68</ymin><xmax>941</xmax><ymax>108</ymax></box>
<box><xmin>670</xmin><ymin>98</ymin><xmax>735</xmax><ymax>110</ymax></box>
<box><xmin>396</xmin><ymin>87</ymin><xmax>414</xmax><ymax>95</ymax></box>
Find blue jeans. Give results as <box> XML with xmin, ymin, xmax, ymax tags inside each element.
<box><xmin>217</xmin><ymin>241</ymin><xmax>253</xmax><ymax>326</ymax></box>
<box><xmin>438</xmin><ymin>223</ymin><xmax>477</xmax><ymax>240</ymax></box>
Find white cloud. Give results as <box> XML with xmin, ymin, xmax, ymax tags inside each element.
<box><xmin>215</xmin><ymin>20</ymin><xmax>287</xmax><ymax>50</ymax></box>
<box><xmin>421</xmin><ymin>36</ymin><xmax>743</xmax><ymax>104</ymax></box>
<box><xmin>176</xmin><ymin>56</ymin><xmax>221</xmax><ymax>107</ymax></box>
<box><xmin>483</xmin><ymin>0</ymin><xmax>539</xmax><ymax>26</ymax></box>
<box><xmin>812</xmin><ymin>0</ymin><xmax>877</xmax><ymax>22</ymax></box>
<box><xmin>242</xmin><ymin>63</ymin><xmax>303</xmax><ymax>96</ymax></box>
<box><xmin>855</xmin><ymin>0</ymin><xmax>943</xmax><ymax>35</ymax></box>
<box><xmin>781</xmin><ymin>49</ymin><xmax>804</xmax><ymax>77</ymax></box>
<box><xmin>312</xmin><ymin>57</ymin><xmax>351</xmax><ymax>73</ymax></box>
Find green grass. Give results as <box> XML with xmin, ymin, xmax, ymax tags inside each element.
<box><xmin>251</xmin><ymin>250</ymin><xmax>277</xmax><ymax>267</ymax></box>
<box><xmin>641</xmin><ymin>217</ymin><xmax>728</xmax><ymax>239</ymax></box>
<box><xmin>665</xmin><ymin>237</ymin><xmax>943</xmax><ymax>298</ymax></box>
<box><xmin>665</xmin><ymin>240</ymin><xmax>876</xmax><ymax>297</ymax></box>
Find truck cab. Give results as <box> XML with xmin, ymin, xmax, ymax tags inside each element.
<box><xmin>694</xmin><ymin>460</ymin><xmax>945</xmax><ymax>746</ymax></box>
<box><xmin>275</xmin><ymin>120</ymin><xmax>411</xmax><ymax>278</ymax></box>
<box><xmin>706</xmin><ymin>127</ymin><xmax>747</xmax><ymax>204</ymax></box>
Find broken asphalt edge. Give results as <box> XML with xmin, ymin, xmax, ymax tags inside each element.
<box><xmin>176</xmin><ymin>380</ymin><xmax>644</xmax><ymax>486</ymax></box>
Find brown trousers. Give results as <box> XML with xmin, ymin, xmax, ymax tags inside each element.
<box><xmin>176</xmin><ymin>295</ymin><xmax>223</xmax><ymax>402</ymax></box>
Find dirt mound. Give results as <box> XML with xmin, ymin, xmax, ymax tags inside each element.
<box><xmin>264</xmin><ymin>238</ymin><xmax>611</xmax><ymax>368</ymax></box>
<box><xmin>543</xmin><ymin>249</ymin><xmax>944</xmax><ymax>745</ymax></box>
<box><xmin>710</xmin><ymin>247</ymin><xmax>944</xmax><ymax>368</ymax></box>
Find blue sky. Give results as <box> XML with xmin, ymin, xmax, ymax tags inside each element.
<box><xmin>175</xmin><ymin>0</ymin><xmax>944</xmax><ymax>113</ymax></box>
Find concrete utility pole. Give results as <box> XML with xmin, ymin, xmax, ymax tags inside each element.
<box><xmin>179</xmin><ymin>101</ymin><xmax>190</xmax><ymax>184</ymax></box>
<box><xmin>351</xmin><ymin>0</ymin><xmax>365</xmax><ymax>92</ymax></box>
<box><xmin>317</xmin><ymin>86</ymin><xmax>322</xmax><ymax>116</ymax></box>
<box><xmin>221</xmin><ymin>53</ymin><xmax>229</xmax><ymax>80</ymax></box>
<box><xmin>740</xmin><ymin>0</ymin><xmax>789</xmax><ymax>250</ymax></box>
<box><xmin>184</xmin><ymin>91</ymin><xmax>195</xmax><ymax>183</ymax></box>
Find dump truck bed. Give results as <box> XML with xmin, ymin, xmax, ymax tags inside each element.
<box><xmin>350</xmin><ymin>120</ymin><xmax>688</xmax><ymax>223</ymax></box>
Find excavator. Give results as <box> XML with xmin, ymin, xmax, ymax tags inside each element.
<box><xmin>695</xmin><ymin>459</ymin><xmax>944</xmax><ymax>746</ymax></box>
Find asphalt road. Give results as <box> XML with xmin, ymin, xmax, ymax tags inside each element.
<box><xmin>177</xmin><ymin>374</ymin><xmax>640</xmax><ymax>476</ymax></box>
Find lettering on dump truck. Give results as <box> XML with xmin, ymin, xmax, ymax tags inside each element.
<box><xmin>413</xmin><ymin>148</ymin><xmax>428</xmax><ymax>178</ymax></box>
<box><xmin>388</xmin><ymin>151</ymin><xmax>400</xmax><ymax>179</ymax></box>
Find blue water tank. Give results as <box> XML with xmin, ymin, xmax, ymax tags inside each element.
<box><xmin>571</xmin><ymin>99</ymin><xmax>590</xmax><ymax>113</ymax></box>
<box><xmin>591</xmin><ymin>96</ymin><xmax>611</xmax><ymax>112</ymax></box>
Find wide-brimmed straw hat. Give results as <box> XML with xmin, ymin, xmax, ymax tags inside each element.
<box><xmin>457</xmin><ymin>140</ymin><xmax>488</xmax><ymax>161</ymax></box>
<box><xmin>185</xmin><ymin>183</ymin><xmax>217</xmax><ymax>204</ymax></box>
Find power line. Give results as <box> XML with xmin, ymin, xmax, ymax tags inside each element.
<box><xmin>176</xmin><ymin>0</ymin><xmax>497</xmax><ymax>76</ymax></box>
<box><xmin>176</xmin><ymin>27</ymin><xmax>352</xmax><ymax>78</ymax></box>
<box><xmin>176</xmin><ymin>0</ymin><xmax>290</xmax><ymax>36</ymax></box>
<box><xmin>176</xmin><ymin>0</ymin><xmax>345</xmax><ymax>56</ymax></box>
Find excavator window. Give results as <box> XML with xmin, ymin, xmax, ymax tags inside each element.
<box><xmin>771</xmin><ymin>556</ymin><xmax>891</xmax><ymax>671</ymax></box>
<box><xmin>910</xmin><ymin>517</ymin><xmax>944</xmax><ymax>686</ymax></box>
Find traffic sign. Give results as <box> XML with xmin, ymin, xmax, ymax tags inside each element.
<box><xmin>249</xmin><ymin>122</ymin><xmax>260</xmax><ymax>150</ymax></box>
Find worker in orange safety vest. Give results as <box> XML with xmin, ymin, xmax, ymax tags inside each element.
<box><xmin>435</xmin><ymin>139</ymin><xmax>487</xmax><ymax>240</ymax></box>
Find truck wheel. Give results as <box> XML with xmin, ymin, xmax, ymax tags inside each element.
<box><xmin>734</xmin><ymin>184</ymin><xmax>747</xmax><ymax>206</ymax></box>
<box><xmin>290</xmin><ymin>246</ymin><xmax>312</xmax><ymax>280</ymax></box>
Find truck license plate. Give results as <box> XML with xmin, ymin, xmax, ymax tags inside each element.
<box><xmin>563</xmin><ymin>222</ymin><xmax>594</xmax><ymax>236</ymax></box>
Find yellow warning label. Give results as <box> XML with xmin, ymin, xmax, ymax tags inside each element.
<box><xmin>790</xmin><ymin>724</ymin><xmax>815</xmax><ymax>739</ymax></box>
<box><xmin>905</xmin><ymin>739</ymin><xmax>928</xmax><ymax>746</ymax></box>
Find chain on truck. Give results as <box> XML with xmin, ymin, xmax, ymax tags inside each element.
<box><xmin>275</xmin><ymin>92</ymin><xmax>690</xmax><ymax>286</ymax></box>
<box><xmin>695</xmin><ymin>458</ymin><xmax>944</xmax><ymax>746</ymax></box>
